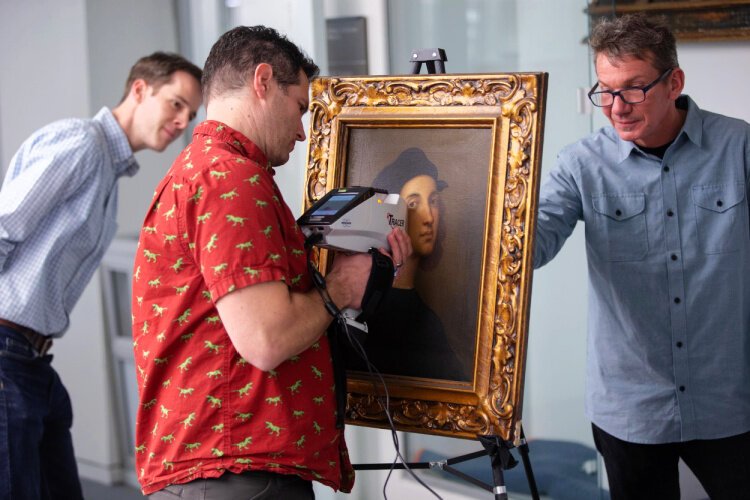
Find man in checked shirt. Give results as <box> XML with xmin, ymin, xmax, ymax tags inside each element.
<box><xmin>0</xmin><ymin>52</ymin><xmax>202</xmax><ymax>499</ymax></box>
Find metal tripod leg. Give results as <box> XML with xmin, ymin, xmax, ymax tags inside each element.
<box><xmin>478</xmin><ymin>435</ymin><xmax>517</xmax><ymax>500</ymax></box>
<box><xmin>517</xmin><ymin>427</ymin><xmax>540</xmax><ymax>499</ymax></box>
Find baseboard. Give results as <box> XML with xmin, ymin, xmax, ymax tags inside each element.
<box><xmin>76</xmin><ymin>458</ymin><xmax>124</xmax><ymax>485</ymax></box>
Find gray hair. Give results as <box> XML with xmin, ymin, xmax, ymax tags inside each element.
<box><xmin>589</xmin><ymin>13</ymin><xmax>678</xmax><ymax>72</ymax></box>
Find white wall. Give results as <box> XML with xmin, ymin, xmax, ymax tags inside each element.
<box><xmin>0</xmin><ymin>0</ymin><xmax>90</xmax><ymax>177</ymax></box>
<box><xmin>679</xmin><ymin>41</ymin><xmax>750</xmax><ymax>123</ymax></box>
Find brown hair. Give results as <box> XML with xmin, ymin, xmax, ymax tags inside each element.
<box><xmin>589</xmin><ymin>13</ymin><xmax>678</xmax><ymax>72</ymax></box>
<box><xmin>119</xmin><ymin>51</ymin><xmax>202</xmax><ymax>103</ymax></box>
<box><xmin>202</xmin><ymin>25</ymin><xmax>320</xmax><ymax>104</ymax></box>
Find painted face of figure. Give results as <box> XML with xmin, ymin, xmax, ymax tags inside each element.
<box><xmin>595</xmin><ymin>53</ymin><xmax>682</xmax><ymax>148</ymax></box>
<box><xmin>262</xmin><ymin>70</ymin><xmax>310</xmax><ymax>167</ymax></box>
<box><xmin>401</xmin><ymin>174</ymin><xmax>440</xmax><ymax>257</ymax></box>
<box><xmin>133</xmin><ymin>70</ymin><xmax>202</xmax><ymax>152</ymax></box>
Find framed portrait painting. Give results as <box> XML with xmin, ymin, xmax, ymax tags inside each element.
<box><xmin>304</xmin><ymin>73</ymin><xmax>547</xmax><ymax>441</ymax></box>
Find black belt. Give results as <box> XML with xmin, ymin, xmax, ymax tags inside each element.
<box><xmin>0</xmin><ymin>318</ymin><xmax>53</xmax><ymax>356</ymax></box>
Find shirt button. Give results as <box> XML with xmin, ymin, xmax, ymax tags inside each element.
<box><xmin>615</xmin><ymin>209</ymin><xmax>622</xmax><ymax>217</ymax></box>
<box><xmin>667</xmin><ymin>210</ymin><xmax>674</xmax><ymax>217</ymax></box>
<box><xmin>670</xmin><ymin>254</ymin><xmax>678</xmax><ymax>261</ymax></box>
<box><xmin>716</xmin><ymin>199</ymin><xmax>724</xmax><ymax>207</ymax></box>
<box><xmin>676</xmin><ymin>341</ymin><xmax>683</xmax><ymax>348</ymax></box>
<box><xmin>679</xmin><ymin>385</ymin><xmax>686</xmax><ymax>392</ymax></box>
<box><xmin>663</xmin><ymin>166</ymin><xmax>670</xmax><ymax>173</ymax></box>
<box><xmin>674</xmin><ymin>297</ymin><xmax>681</xmax><ymax>304</ymax></box>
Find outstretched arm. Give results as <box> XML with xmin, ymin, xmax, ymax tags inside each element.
<box><xmin>534</xmin><ymin>155</ymin><xmax>583</xmax><ymax>269</ymax></box>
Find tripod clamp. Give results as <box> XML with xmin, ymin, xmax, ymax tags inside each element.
<box><xmin>410</xmin><ymin>48</ymin><xmax>447</xmax><ymax>74</ymax></box>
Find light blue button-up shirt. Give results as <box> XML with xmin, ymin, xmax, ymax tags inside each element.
<box><xmin>0</xmin><ymin>107</ymin><xmax>138</xmax><ymax>337</ymax></box>
<box><xmin>535</xmin><ymin>96</ymin><xmax>750</xmax><ymax>443</ymax></box>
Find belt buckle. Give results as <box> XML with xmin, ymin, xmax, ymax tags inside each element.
<box><xmin>37</xmin><ymin>336</ymin><xmax>53</xmax><ymax>356</ymax></box>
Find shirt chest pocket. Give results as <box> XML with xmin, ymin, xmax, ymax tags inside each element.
<box><xmin>590</xmin><ymin>193</ymin><xmax>648</xmax><ymax>261</ymax></box>
<box><xmin>692</xmin><ymin>182</ymin><xmax>747</xmax><ymax>254</ymax></box>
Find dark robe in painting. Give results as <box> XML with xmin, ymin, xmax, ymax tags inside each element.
<box><xmin>346</xmin><ymin>288</ymin><xmax>467</xmax><ymax>381</ymax></box>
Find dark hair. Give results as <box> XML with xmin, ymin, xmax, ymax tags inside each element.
<box><xmin>202</xmin><ymin>25</ymin><xmax>320</xmax><ymax>104</ymax></box>
<box><xmin>589</xmin><ymin>13</ymin><xmax>678</xmax><ymax>72</ymax></box>
<box><xmin>119</xmin><ymin>51</ymin><xmax>202</xmax><ymax>103</ymax></box>
<box><xmin>373</xmin><ymin>148</ymin><xmax>447</xmax><ymax>268</ymax></box>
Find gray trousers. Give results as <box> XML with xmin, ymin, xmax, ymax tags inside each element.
<box><xmin>148</xmin><ymin>470</ymin><xmax>314</xmax><ymax>500</ymax></box>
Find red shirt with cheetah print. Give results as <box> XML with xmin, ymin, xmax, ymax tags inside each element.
<box><xmin>131</xmin><ymin>121</ymin><xmax>354</xmax><ymax>495</ymax></box>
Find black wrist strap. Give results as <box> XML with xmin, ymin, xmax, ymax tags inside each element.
<box><xmin>308</xmin><ymin>260</ymin><xmax>341</xmax><ymax>317</ymax></box>
<box><xmin>356</xmin><ymin>249</ymin><xmax>395</xmax><ymax>322</ymax></box>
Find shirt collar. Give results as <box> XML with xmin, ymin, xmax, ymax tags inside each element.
<box><xmin>94</xmin><ymin>107</ymin><xmax>139</xmax><ymax>177</ymax></box>
<box><xmin>616</xmin><ymin>94</ymin><xmax>703</xmax><ymax>163</ymax></box>
<box><xmin>675</xmin><ymin>95</ymin><xmax>703</xmax><ymax>148</ymax></box>
<box><xmin>192</xmin><ymin>120</ymin><xmax>273</xmax><ymax>175</ymax></box>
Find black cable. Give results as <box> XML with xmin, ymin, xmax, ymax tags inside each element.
<box><xmin>304</xmin><ymin>244</ymin><xmax>442</xmax><ymax>499</ymax></box>
<box><xmin>336</xmin><ymin>312</ymin><xmax>442</xmax><ymax>500</ymax></box>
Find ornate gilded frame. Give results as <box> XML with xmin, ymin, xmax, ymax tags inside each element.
<box><xmin>303</xmin><ymin>73</ymin><xmax>547</xmax><ymax>441</ymax></box>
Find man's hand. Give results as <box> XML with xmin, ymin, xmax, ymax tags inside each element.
<box><xmin>382</xmin><ymin>226</ymin><xmax>412</xmax><ymax>275</ymax></box>
<box><xmin>325</xmin><ymin>252</ymin><xmax>372</xmax><ymax>311</ymax></box>
<box><xmin>326</xmin><ymin>228</ymin><xmax>412</xmax><ymax>310</ymax></box>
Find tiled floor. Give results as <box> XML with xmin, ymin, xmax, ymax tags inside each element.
<box><xmin>81</xmin><ymin>478</ymin><xmax>144</xmax><ymax>500</ymax></box>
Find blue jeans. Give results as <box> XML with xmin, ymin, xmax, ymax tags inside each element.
<box><xmin>0</xmin><ymin>325</ymin><xmax>83</xmax><ymax>500</ymax></box>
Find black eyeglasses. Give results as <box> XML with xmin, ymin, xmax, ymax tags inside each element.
<box><xmin>588</xmin><ymin>68</ymin><xmax>673</xmax><ymax>107</ymax></box>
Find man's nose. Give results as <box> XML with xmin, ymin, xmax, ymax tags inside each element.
<box><xmin>296</xmin><ymin>120</ymin><xmax>306</xmax><ymax>142</ymax></box>
<box><xmin>421</xmin><ymin>205</ymin><xmax>434</xmax><ymax>224</ymax></box>
<box><xmin>175</xmin><ymin>110</ymin><xmax>190</xmax><ymax>130</ymax></box>
<box><xmin>611</xmin><ymin>94</ymin><xmax>632</xmax><ymax>114</ymax></box>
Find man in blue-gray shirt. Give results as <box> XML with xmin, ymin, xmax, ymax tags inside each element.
<box><xmin>535</xmin><ymin>14</ymin><xmax>750</xmax><ymax>500</ymax></box>
<box><xmin>0</xmin><ymin>52</ymin><xmax>202</xmax><ymax>499</ymax></box>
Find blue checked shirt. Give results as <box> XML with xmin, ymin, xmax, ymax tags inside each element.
<box><xmin>0</xmin><ymin>107</ymin><xmax>138</xmax><ymax>337</ymax></box>
<box><xmin>535</xmin><ymin>96</ymin><xmax>750</xmax><ymax>444</ymax></box>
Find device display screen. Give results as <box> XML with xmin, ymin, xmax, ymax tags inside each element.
<box><xmin>311</xmin><ymin>193</ymin><xmax>358</xmax><ymax>216</ymax></box>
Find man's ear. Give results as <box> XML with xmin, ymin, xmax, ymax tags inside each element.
<box><xmin>252</xmin><ymin>63</ymin><xmax>274</xmax><ymax>99</ymax></box>
<box><xmin>668</xmin><ymin>67</ymin><xmax>685</xmax><ymax>100</ymax></box>
<box><xmin>130</xmin><ymin>79</ymin><xmax>149</xmax><ymax>103</ymax></box>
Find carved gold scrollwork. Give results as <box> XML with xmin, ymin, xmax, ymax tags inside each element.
<box><xmin>307</xmin><ymin>73</ymin><xmax>545</xmax><ymax>440</ymax></box>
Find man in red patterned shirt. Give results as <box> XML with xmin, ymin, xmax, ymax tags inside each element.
<box><xmin>132</xmin><ymin>26</ymin><xmax>410</xmax><ymax>499</ymax></box>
